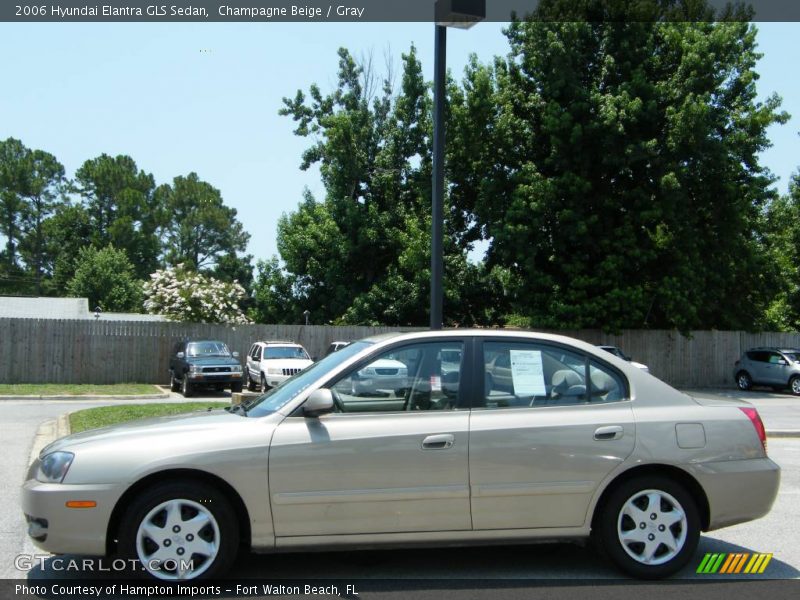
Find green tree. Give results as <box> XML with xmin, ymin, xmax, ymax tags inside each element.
<box><xmin>465</xmin><ymin>2</ymin><xmax>787</xmax><ymax>331</ymax></box>
<box><xmin>0</xmin><ymin>138</ymin><xmax>29</xmax><ymax>272</ymax></box>
<box><xmin>43</xmin><ymin>204</ymin><xmax>94</xmax><ymax>294</ymax></box>
<box><xmin>249</xmin><ymin>257</ymin><xmax>301</xmax><ymax>324</ymax></box>
<box><xmin>154</xmin><ymin>173</ymin><xmax>250</xmax><ymax>273</ymax></box>
<box><xmin>74</xmin><ymin>154</ymin><xmax>160</xmax><ymax>279</ymax></box>
<box><xmin>17</xmin><ymin>149</ymin><xmax>67</xmax><ymax>294</ymax></box>
<box><xmin>66</xmin><ymin>245</ymin><xmax>144</xmax><ymax>312</ymax></box>
<box><xmin>273</xmin><ymin>46</ymin><xmax>487</xmax><ymax>325</ymax></box>
<box><xmin>764</xmin><ymin>173</ymin><xmax>800</xmax><ymax>330</ymax></box>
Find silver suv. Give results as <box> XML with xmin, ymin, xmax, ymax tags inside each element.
<box><xmin>734</xmin><ymin>347</ymin><xmax>800</xmax><ymax>395</ymax></box>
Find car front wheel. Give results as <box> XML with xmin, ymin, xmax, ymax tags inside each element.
<box><xmin>245</xmin><ymin>369</ymin><xmax>256</xmax><ymax>391</ymax></box>
<box><xmin>736</xmin><ymin>371</ymin><xmax>753</xmax><ymax>391</ymax></box>
<box><xmin>181</xmin><ymin>376</ymin><xmax>193</xmax><ymax>398</ymax></box>
<box><xmin>597</xmin><ymin>476</ymin><xmax>699</xmax><ymax>579</ymax></box>
<box><xmin>119</xmin><ymin>481</ymin><xmax>238</xmax><ymax>581</ymax></box>
<box><xmin>170</xmin><ymin>371</ymin><xmax>180</xmax><ymax>393</ymax></box>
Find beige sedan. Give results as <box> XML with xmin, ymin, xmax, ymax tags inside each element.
<box><xmin>22</xmin><ymin>330</ymin><xmax>780</xmax><ymax>581</ymax></box>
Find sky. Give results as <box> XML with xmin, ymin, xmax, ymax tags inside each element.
<box><xmin>1</xmin><ymin>21</ymin><xmax>798</xmax><ymax>265</ymax></box>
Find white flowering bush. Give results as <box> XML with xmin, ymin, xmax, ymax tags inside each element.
<box><xmin>143</xmin><ymin>265</ymin><xmax>251</xmax><ymax>324</ymax></box>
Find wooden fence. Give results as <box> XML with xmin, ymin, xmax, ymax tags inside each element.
<box><xmin>1</xmin><ymin>318</ymin><xmax>800</xmax><ymax>388</ymax></box>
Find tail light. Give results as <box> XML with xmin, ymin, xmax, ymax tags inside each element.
<box><xmin>740</xmin><ymin>407</ymin><xmax>767</xmax><ymax>453</ymax></box>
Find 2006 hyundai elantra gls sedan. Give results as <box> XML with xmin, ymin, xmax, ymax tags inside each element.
<box><xmin>23</xmin><ymin>330</ymin><xmax>780</xmax><ymax>581</ymax></box>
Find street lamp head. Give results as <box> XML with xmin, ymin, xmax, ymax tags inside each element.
<box><xmin>435</xmin><ymin>0</ymin><xmax>486</xmax><ymax>29</ymax></box>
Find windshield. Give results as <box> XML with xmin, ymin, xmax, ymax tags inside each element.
<box><xmin>186</xmin><ymin>341</ymin><xmax>231</xmax><ymax>357</ymax></box>
<box><xmin>784</xmin><ymin>352</ymin><xmax>800</xmax><ymax>363</ymax></box>
<box><xmin>244</xmin><ymin>341</ymin><xmax>372</xmax><ymax>417</ymax></box>
<box><xmin>264</xmin><ymin>346</ymin><xmax>310</xmax><ymax>360</ymax></box>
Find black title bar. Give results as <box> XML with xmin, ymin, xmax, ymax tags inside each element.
<box><xmin>3</xmin><ymin>1</ymin><xmax>800</xmax><ymax>23</ymax></box>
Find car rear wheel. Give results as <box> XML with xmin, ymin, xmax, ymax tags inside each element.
<box><xmin>597</xmin><ymin>476</ymin><xmax>699</xmax><ymax>579</ymax></box>
<box><xmin>790</xmin><ymin>376</ymin><xmax>800</xmax><ymax>396</ymax></box>
<box><xmin>736</xmin><ymin>371</ymin><xmax>752</xmax><ymax>391</ymax></box>
<box><xmin>181</xmin><ymin>376</ymin><xmax>193</xmax><ymax>398</ymax></box>
<box><xmin>119</xmin><ymin>481</ymin><xmax>238</xmax><ymax>581</ymax></box>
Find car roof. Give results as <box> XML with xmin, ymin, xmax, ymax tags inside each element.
<box><xmin>256</xmin><ymin>340</ymin><xmax>302</xmax><ymax>346</ymax></box>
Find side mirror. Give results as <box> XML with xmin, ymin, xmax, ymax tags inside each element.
<box><xmin>232</xmin><ymin>351</ymin><xmax>240</xmax><ymax>358</ymax></box>
<box><xmin>177</xmin><ymin>352</ymin><xmax>185</xmax><ymax>359</ymax></box>
<box><xmin>303</xmin><ymin>389</ymin><xmax>335</xmax><ymax>418</ymax></box>
<box><xmin>778</xmin><ymin>359</ymin><xmax>788</xmax><ymax>366</ymax></box>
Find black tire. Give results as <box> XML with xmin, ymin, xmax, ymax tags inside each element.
<box><xmin>790</xmin><ymin>375</ymin><xmax>800</xmax><ymax>396</ymax></box>
<box><xmin>260</xmin><ymin>374</ymin><xmax>269</xmax><ymax>392</ymax></box>
<box><xmin>245</xmin><ymin>369</ymin><xmax>256</xmax><ymax>392</ymax></box>
<box><xmin>118</xmin><ymin>480</ymin><xmax>239</xmax><ymax>581</ymax></box>
<box><xmin>596</xmin><ymin>476</ymin><xmax>700</xmax><ymax>579</ymax></box>
<box><xmin>181</xmin><ymin>376</ymin><xmax>194</xmax><ymax>398</ymax></box>
<box><xmin>736</xmin><ymin>371</ymin><xmax>752</xmax><ymax>391</ymax></box>
<box><xmin>170</xmin><ymin>371</ymin><xmax>180</xmax><ymax>393</ymax></box>
<box><xmin>231</xmin><ymin>381</ymin><xmax>243</xmax><ymax>394</ymax></box>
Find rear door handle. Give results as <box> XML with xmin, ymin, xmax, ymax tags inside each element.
<box><xmin>594</xmin><ymin>425</ymin><xmax>624</xmax><ymax>441</ymax></box>
<box><xmin>422</xmin><ymin>434</ymin><xmax>455</xmax><ymax>450</ymax></box>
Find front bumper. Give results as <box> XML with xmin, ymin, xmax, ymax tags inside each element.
<box><xmin>188</xmin><ymin>371</ymin><xmax>242</xmax><ymax>386</ymax></box>
<box><xmin>22</xmin><ymin>477</ymin><xmax>122</xmax><ymax>555</ymax></box>
<box><xmin>266</xmin><ymin>373</ymin><xmax>289</xmax><ymax>388</ymax></box>
<box><xmin>689</xmin><ymin>457</ymin><xmax>781</xmax><ymax>530</ymax></box>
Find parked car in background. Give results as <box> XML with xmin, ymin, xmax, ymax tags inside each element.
<box><xmin>598</xmin><ymin>345</ymin><xmax>649</xmax><ymax>373</ymax></box>
<box><xmin>734</xmin><ymin>347</ymin><xmax>800</xmax><ymax>395</ymax></box>
<box><xmin>168</xmin><ymin>340</ymin><xmax>243</xmax><ymax>397</ymax></box>
<box><xmin>25</xmin><ymin>330</ymin><xmax>778</xmax><ymax>581</ymax></box>
<box><xmin>325</xmin><ymin>341</ymin><xmax>351</xmax><ymax>356</ymax></box>
<box><xmin>246</xmin><ymin>341</ymin><xmax>313</xmax><ymax>391</ymax></box>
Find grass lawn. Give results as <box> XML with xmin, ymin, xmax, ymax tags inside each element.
<box><xmin>0</xmin><ymin>383</ymin><xmax>162</xmax><ymax>396</ymax></box>
<box><xmin>69</xmin><ymin>402</ymin><xmax>230</xmax><ymax>433</ymax></box>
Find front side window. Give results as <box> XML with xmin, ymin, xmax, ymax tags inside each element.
<box><xmin>481</xmin><ymin>341</ymin><xmax>626</xmax><ymax>409</ymax></box>
<box><xmin>327</xmin><ymin>341</ymin><xmax>465</xmax><ymax>413</ymax></box>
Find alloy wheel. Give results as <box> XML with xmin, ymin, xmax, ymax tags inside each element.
<box><xmin>616</xmin><ymin>489</ymin><xmax>688</xmax><ymax>566</ymax></box>
<box><xmin>135</xmin><ymin>498</ymin><xmax>220</xmax><ymax>580</ymax></box>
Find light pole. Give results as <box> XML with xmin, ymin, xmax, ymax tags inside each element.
<box><xmin>430</xmin><ymin>0</ymin><xmax>485</xmax><ymax>330</ymax></box>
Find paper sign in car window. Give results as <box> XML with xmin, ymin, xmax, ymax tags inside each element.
<box><xmin>509</xmin><ymin>350</ymin><xmax>547</xmax><ymax>395</ymax></box>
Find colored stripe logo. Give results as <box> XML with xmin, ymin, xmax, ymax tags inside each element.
<box><xmin>697</xmin><ymin>552</ymin><xmax>773</xmax><ymax>574</ymax></box>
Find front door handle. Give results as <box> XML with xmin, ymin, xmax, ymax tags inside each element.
<box><xmin>594</xmin><ymin>425</ymin><xmax>624</xmax><ymax>441</ymax></box>
<box><xmin>422</xmin><ymin>434</ymin><xmax>455</xmax><ymax>449</ymax></box>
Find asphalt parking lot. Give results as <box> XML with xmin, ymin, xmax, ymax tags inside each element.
<box><xmin>2</xmin><ymin>387</ymin><xmax>798</xmax><ymax>584</ymax></box>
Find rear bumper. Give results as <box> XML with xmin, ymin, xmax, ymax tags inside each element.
<box><xmin>688</xmin><ymin>457</ymin><xmax>780</xmax><ymax>530</ymax></box>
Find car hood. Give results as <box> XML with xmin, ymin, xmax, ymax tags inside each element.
<box><xmin>184</xmin><ymin>356</ymin><xmax>240</xmax><ymax>366</ymax></box>
<box><xmin>41</xmin><ymin>409</ymin><xmax>283</xmax><ymax>485</ymax></box>
<box><xmin>42</xmin><ymin>409</ymin><xmax>247</xmax><ymax>455</ymax></box>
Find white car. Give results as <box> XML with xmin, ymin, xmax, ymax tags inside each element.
<box><xmin>245</xmin><ymin>341</ymin><xmax>313</xmax><ymax>391</ymax></box>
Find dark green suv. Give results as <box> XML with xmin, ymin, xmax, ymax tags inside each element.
<box><xmin>169</xmin><ymin>339</ymin><xmax>244</xmax><ymax>397</ymax></box>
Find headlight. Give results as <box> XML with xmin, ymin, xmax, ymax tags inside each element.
<box><xmin>267</xmin><ymin>367</ymin><xmax>282</xmax><ymax>375</ymax></box>
<box><xmin>189</xmin><ymin>364</ymin><xmax>200</xmax><ymax>373</ymax></box>
<box><xmin>36</xmin><ymin>451</ymin><xmax>74</xmax><ymax>483</ymax></box>
<box><xmin>361</xmin><ymin>368</ymin><xmax>375</xmax><ymax>376</ymax></box>
<box><xmin>231</xmin><ymin>365</ymin><xmax>242</xmax><ymax>373</ymax></box>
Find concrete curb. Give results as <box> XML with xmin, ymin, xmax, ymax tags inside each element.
<box><xmin>766</xmin><ymin>430</ymin><xmax>800</xmax><ymax>438</ymax></box>
<box><xmin>28</xmin><ymin>414</ymin><xmax>71</xmax><ymax>465</ymax></box>
<box><xmin>0</xmin><ymin>393</ymin><xmax>169</xmax><ymax>401</ymax></box>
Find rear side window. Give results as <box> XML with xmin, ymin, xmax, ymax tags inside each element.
<box><xmin>746</xmin><ymin>351</ymin><xmax>769</xmax><ymax>363</ymax></box>
<box><xmin>480</xmin><ymin>341</ymin><xmax>626</xmax><ymax>409</ymax></box>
